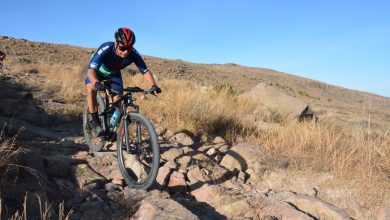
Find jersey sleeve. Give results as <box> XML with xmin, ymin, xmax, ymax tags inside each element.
<box><xmin>88</xmin><ymin>42</ymin><xmax>112</xmax><ymax>70</ymax></box>
<box><xmin>132</xmin><ymin>48</ymin><xmax>149</xmax><ymax>74</ymax></box>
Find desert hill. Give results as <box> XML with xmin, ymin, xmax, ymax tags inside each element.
<box><xmin>1</xmin><ymin>36</ymin><xmax>389</xmax><ymax>130</ymax></box>
<box><xmin>1</xmin><ymin>36</ymin><xmax>390</xmax><ymax>219</ymax></box>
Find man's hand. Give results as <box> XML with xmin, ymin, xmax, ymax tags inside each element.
<box><xmin>149</xmin><ymin>85</ymin><xmax>162</xmax><ymax>96</ymax></box>
<box><xmin>94</xmin><ymin>82</ymin><xmax>106</xmax><ymax>91</ymax></box>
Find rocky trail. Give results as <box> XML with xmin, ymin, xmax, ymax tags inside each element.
<box><xmin>0</xmin><ymin>67</ymin><xmax>385</xmax><ymax>219</ymax></box>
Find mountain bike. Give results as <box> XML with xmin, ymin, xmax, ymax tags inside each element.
<box><xmin>82</xmin><ymin>80</ymin><xmax>160</xmax><ymax>189</ymax></box>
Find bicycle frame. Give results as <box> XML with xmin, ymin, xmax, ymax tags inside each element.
<box><xmin>98</xmin><ymin>86</ymin><xmax>143</xmax><ymax>153</ymax></box>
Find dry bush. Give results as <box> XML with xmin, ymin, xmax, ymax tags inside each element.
<box><xmin>124</xmin><ymin>75</ymin><xmax>257</xmax><ymax>142</ymax></box>
<box><xmin>32</xmin><ymin>63</ymin><xmax>85</xmax><ymax>103</ymax></box>
<box><xmin>255</xmin><ymin>122</ymin><xmax>390</xmax><ymax>181</ymax></box>
<box><xmin>1</xmin><ymin>194</ymin><xmax>73</xmax><ymax>220</ymax></box>
<box><xmin>0</xmin><ymin>126</ymin><xmax>22</xmax><ymax>186</ymax></box>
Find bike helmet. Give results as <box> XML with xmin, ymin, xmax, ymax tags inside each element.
<box><xmin>114</xmin><ymin>27</ymin><xmax>136</xmax><ymax>47</ymax></box>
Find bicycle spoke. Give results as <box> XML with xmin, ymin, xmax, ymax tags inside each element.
<box><xmin>117</xmin><ymin>113</ymin><xmax>160</xmax><ymax>189</ymax></box>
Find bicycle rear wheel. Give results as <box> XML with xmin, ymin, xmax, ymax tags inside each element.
<box><xmin>83</xmin><ymin>93</ymin><xmax>107</xmax><ymax>152</ymax></box>
<box><xmin>116</xmin><ymin>113</ymin><xmax>160</xmax><ymax>189</ymax></box>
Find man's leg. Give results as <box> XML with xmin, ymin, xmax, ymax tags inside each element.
<box><xmin>86</xmin><ymin>78</ymin><xmax>103</xmax><ymax>136</ymax></box>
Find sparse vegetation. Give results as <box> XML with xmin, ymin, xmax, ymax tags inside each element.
<box><xmin>297</xmin><ymin>89</ymin><xmax>320</xmax><ymax>100</ymax></box>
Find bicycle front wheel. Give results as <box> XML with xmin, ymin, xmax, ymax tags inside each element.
<box><xmin>116</xmin><ymin>113</ymin><xmax>160</xmax><ymax>189</ymax></box>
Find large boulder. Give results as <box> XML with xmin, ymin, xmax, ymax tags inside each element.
<box><xmin>245</xmin><ymin>83</ymin><xmax>314</xmax><ymax>120</ymax></box>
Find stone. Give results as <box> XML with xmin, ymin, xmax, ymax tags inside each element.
<box><xmin>187</xmin><ymin>166</ymin><xmax>209</xmax><ymax>184</ymax></box>
<box><xmin>161</xmin><ymin>147</ymin><xmax>183</xmax><ymax>161</ymax></box>
<box><xmin>238</xmin><ymin>171</ymin><xmax>247</xmax><ymax>183</ymax></box>
<box><xmin>155</xmin><ymin>166</ymin><xmax>171</xmax><ymax>189</ymax></box>
<box><xmin>206</xmin><ymin>148</ymin><xmax>217</xmax><ymax>157</ymax></box>
<box><xmin>212</xmin><ymin>136</ymin><xmax>227</xmax><ymax>144</ymax></box>
<box><xmin>74</xmin><ymin>151</ymin><xmax>89</xmax><ymax>160</ymax></box>
<box><xmin>130</xmin><ymin>196</ymin><xmax>199</xmax><ymax>220</ymax></box>
<box><xmin>272</xmin><ymin>191</ymin><xmax>353</xmax><ymax>220</ymax></box>
<box><xmin>181</xmin><ymin>146</ymin><xmax>195</xmax><ymax>154</ymax></box>
<box><xmin>190</xmin><ymin>184</ymin><xmax>221</xmax><ymax>204</ymax></box>
<box><xmin>123</xmin><ymin>153</ymin><xmax>149</xmax><ymax>181</ymax></box>
<box><xmin>170</xmin><ymin>132</ymin><xmax>194</xmax><ymax>146</ymax></box>
<box><xmin>168</xmin><ymin>171</ymin><xmax>187</xmax><ymax>194</ymax></box>
<box><xmin>192</xmin><ymin>152</ymin><xmax>210</xmax><ymax>161</ymax></box>
<box><xmin>163</xmin><ymin>160</ymin><xmax>177</xmax><ymax>169</ymax></box>
<box><xmin>220</xmin><ymin>153</ymin><xmax>242</xmax><ymax>171</ymax></box>
<box><xmin>107</xmin><ymin>169</ymin><xmax>123</xmax><ymax>180</ymax></box>
<box><xmin>123</xmin><ymin>188</ymin><xmax>148</xmax><ymax>205</ymax></box>
<box><xmin>215</xmin><ymin>144</ymin><xmax>229</xmax><ymax>153</ymax></box>
<box><xmin>198</xmin><ymin>144</ymin><xmax>214</xmax><ymax>152</ymax></box>
<box><xmin>111</xmin><ymin>179</ymin><xmax>123</xmax><ymax>185</ymax></box>
<box><xmin>177</xmin><ymin>155</ymin><xmax>192</xmax><ymax>169</ymax></box>
<box><xmin>71</xmin><ymin>164</ymin><xmax>106</xmax><ymax>189</ymax></box>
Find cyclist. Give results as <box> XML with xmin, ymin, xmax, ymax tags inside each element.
<box><xmin>0</xmin><ymin>51</ymin><xmax>6</xmax><ymax>70</ymax></box>
<box><xmin>85</xmin><ymin>27</ymin><xmax>161</xmax><ymax>137</ymax></box>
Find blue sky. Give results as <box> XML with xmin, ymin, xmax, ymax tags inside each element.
<box><xmin>1</xmin><ymin>0</ymin><xmax>389</xmax><ymax>97</ymax></box>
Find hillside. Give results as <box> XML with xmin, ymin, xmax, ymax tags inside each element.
<box><xmin>1</xmin><ymin>36</ymin><xmax>390</xmax><ymax>219</ymax></box>
<box><xmin>1</xmin><ymin>36</ymin><xmax>389</xmax><ymax>130</ymax></box>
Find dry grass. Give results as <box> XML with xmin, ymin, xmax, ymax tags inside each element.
<box><xmin>32</xmin><ymin>63</ymin><xmax>85</xmax><ymax>103</ymax></box>
<box><xmin>11</xmin><ymin>62</ymin><xmax>85</xmax><ymax>104</ymax></box>
<box><xmin>0</xmin><ymin>126</ymin><xmax>22</xmax><ymax>186</ymax></box>
<box><xmin>124</xmin><ymin>74</ymin><xmax>258</xmax><ymax>142</ymax></box>
<box><xmin>122</xmin><ymin>74</ymin><xmax>390</xmax><ymax>209</ymax></box>
<box><xmin>1</xmin><ymin>194</ymin><xmax>73</xmax><ymax>220</ymax></box>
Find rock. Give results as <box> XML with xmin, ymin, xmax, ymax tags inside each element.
<box><xmin>215</xmin><ymin>144</ymin><xmax>229</xmax><ymax>153</ymax></box>
<box><xmin>206</xmin><ymin>148</ymin><xmax>217</xmax><ymax>157</ymax></box>
<box><xmin>245</xmin><ymin>82</ymin><xmax>313</xmax><ymax>120</ymax></box>
<box><xmin>198</xmin><ymin>144</ymin><xmax>214</xmax><ymax>152</ymax></box>
<box><xmin>220</xmin><ymin>143</ymin><xmax>266</xmax><ymax>175</ymax></box>
<box><xmin>123</xmin><ymin>188</ymin><xmax>147</xmax><ymax>205</ymax></box>
<box><xmin>155</xmin><ymin>127</ymin><xmax>167</xmax><ymax>136</ymax></box>
<box><xmin>192</xmin><ymin>152</ymin><xmax>210</xmax><ymax>161</ymax></box>
<box><xmin>212</xmin><ymin>136</ymin><xmax>227</xmax><ymax>144</ymax></box>
<box><xmin>187</xmin><ymin>166</ymin><xmax>209</xmax><ymax>185</ymax></box>
<box><xmin>190</xmin><ymin>184</ymin><xmax>221</xmax><ymax>203</ymax></box>
<box><xmin>237</xmin><ymin>171</ymin><xmax>246</xmax><ymax>183</ymax></box>
<box><xmin>107</xmin><ymin>169</ymin><xmax>123</xmax><ymax>180</ymax></box>
<box><xmin>164</xmin><ymin>129</ymin><xmax>175</xmax><ymax>139</ymax></box>
<box><xmin>111</xmin><ymin>179</ymin><xmax>123</xmax><ymax>185</ymax></box>
<box><xmin>220</xmin><ymin>153</ymin><xmax>242</xmax><ymax>171</ymax></box>
<box><xmin>155</xmin><ymin>166</ymin><xmax>171</xmax><ymax>189</ymax></box>
<box><xmin>123</xmin><ymin>153</ymin><xmax>149</xmax><ymax>181</ymax></box>
<box><xmin>168</xmin><ymin>171</ymin><xmax>187</xmax><ymax>194</ymax></box>
<box><xmin>163</xmin><ymin>160</ymin><xmax>177</xmax><ymax>169</ymax></box>
<box><xmin>181</xmin><ymin>146</ymin><xmax>195</xmax><ymax>154</ymax></box>
<box><xmin>176</xmin><ymin>155</ymin><xmax>192</xmax><ymax>170</ymax></box>
<box><xmin>71</xmin><ymin>164</ymin><xmax>106</xmax><ymax>189</ymax></box>
<box><xmin>170</xmin><ymin>132</ymin><xmax>194</xmax><ymax>146</ymax></box>
<box><xmin>272</xmin><ymin>191</ymin><xmax>353</xmax><ymax>220</ymax></box>
<box><xmin>74</xmin><ymin>151</ymin><xmax>89</xmax><ymax>160</ymax></box>
<box><xmin>217</xmin><ymin>199</ymin><xmax>251</xmax><ymax>219</ymax></box>
<box><xmin>130</xmin><ymin>195</ymin><xmax>199</xmax><ymax>220</ymax></box>
<box><xmin>161</xmin><ymin>147</ymin><xmax>183</xmax><ymax>161</ymax></box>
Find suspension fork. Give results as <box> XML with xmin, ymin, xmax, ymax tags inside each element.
<box><xmin>123</xmin><ymin>105</ymin><xmax>130</xmax><ymax>153</ymax></box>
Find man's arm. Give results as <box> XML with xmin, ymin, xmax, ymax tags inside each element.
<box><xmin>143</xmin><ymin>71</ymin><xmax>157</xmax><ymax>86</ymax></box>
<box><xmin>87</xmin><ymin>68</ymin><xmax>100</xmax><ymax>86</ymax></box>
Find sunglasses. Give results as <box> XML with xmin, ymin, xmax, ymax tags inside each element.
<box><xmin>118</xmin><ymin>45</ymin><xmax>132</xmax><ymax>52</ymax></box>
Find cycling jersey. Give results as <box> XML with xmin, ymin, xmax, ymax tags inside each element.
<box><xmin>85</xmin><ymin>42</ymin><xmax>149</xmax><ymax>93</ymax></box>
<box><xmin>88</xmin><ymin>42</ymin><xmax>149</xmax><ymax>76</ymax></box>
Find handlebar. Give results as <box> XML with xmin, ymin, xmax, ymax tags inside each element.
<box><xmin>100</xmin><ymin>80</ymin><xmax>156</xmax><ymax>95</ymax></box>
<box><xmin>124</xmin><ymin>87</ymin><xmax>149</xmax><ymax>94</ymax></box>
